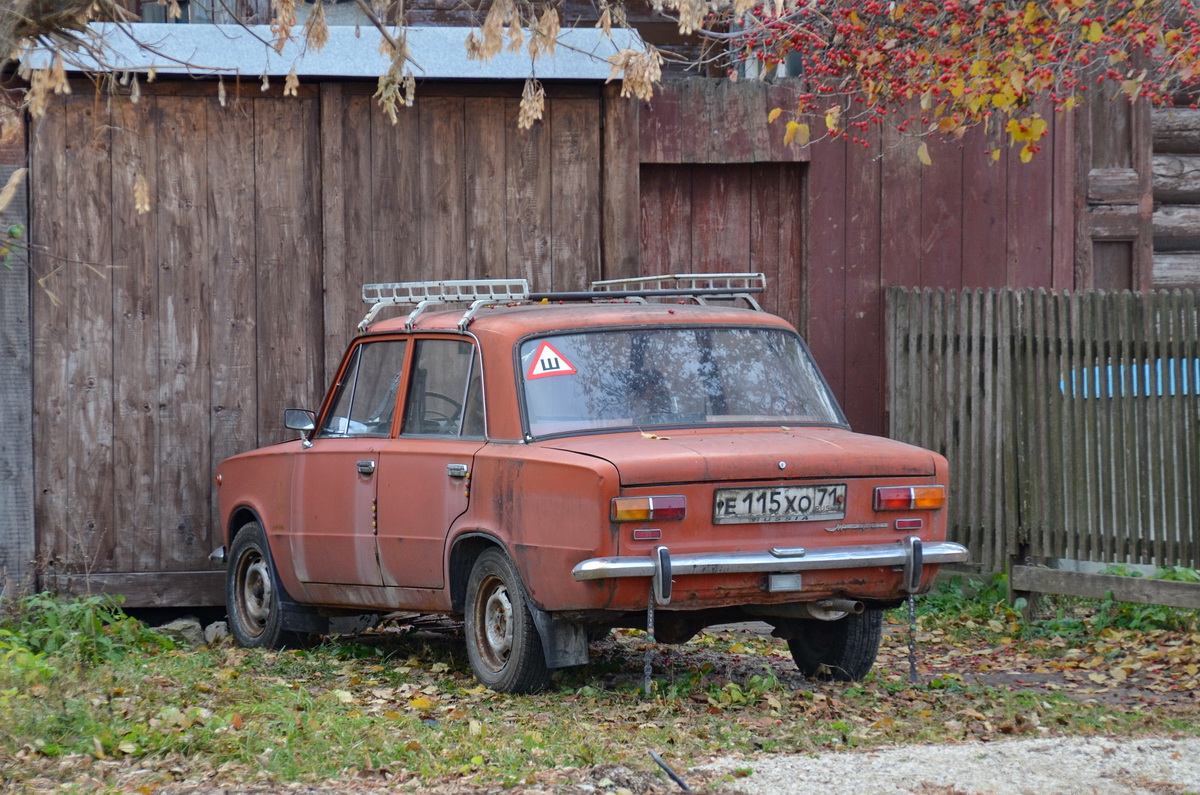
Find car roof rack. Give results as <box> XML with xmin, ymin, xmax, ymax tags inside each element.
<box><xmin>358</xmin><ymin>272</ymin><xmax>766</xmax><ymax>331</ymax></box>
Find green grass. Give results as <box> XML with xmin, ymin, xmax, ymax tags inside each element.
<box><xmin>1</xmin><ymin>588</ymin><xmax>1197</xmax><ymax>791</ymax></box>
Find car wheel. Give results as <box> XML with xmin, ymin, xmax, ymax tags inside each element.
<box><xmin>227</xmin><ymin>521</ymin><xmax>290</xmax><ymax>649</ymax></box>
<box><xmin>464</xmin><ymin>549</ymin><xmax>551</xmax><ymax>694</ymax></box>
<box><xmin>786</xmin><ymin>608</ymin><xmax>883</xmax><ymax>682</ymax></box>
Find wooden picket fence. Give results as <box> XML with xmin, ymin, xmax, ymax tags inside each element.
<box><xmin>886</xmin><ymin>287</ymin><xmax>1200</xmax><ymax>575</ymax></box>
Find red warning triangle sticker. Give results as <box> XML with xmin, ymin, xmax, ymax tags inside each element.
<box><xmin>527</xmin><ymin>341</ymin><xmax>577</xmax><ymax>379</ymax></box>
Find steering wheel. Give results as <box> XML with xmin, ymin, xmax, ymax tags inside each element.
<box><xmin>423</xmin><ymin>391</ymin><xmax>464</xmax><ymax>423</ymax></box>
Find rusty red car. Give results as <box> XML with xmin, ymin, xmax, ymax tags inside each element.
<box><xmin>212</xmin><ymin>274</ymin><xmax>967</xmax><ymax>693</ymax></box>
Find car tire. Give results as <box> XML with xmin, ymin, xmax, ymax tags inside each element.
<box><xmin>226</xmin><ymin>521</ymin><xmax>291</xmax><ymax>649</ymax></box>
<box><xmin>464</xmin><ymin>548</ymin><xmax>552</xmax><ymax>694</ymax></box>
<box><xmin>786</xmin><ymin>608</ymin><xmax>883</xmax><ymax>682</ymax></box>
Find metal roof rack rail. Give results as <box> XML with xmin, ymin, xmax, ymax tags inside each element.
<box><xmin>589</xmin><ymin>272</ymin><xmax>766</xmax><ymax>310</ymax></box>
<box><xmin>356</xmin><ymin>272</ymin><xmax>768</xmax><ymax>332</ymax></box>
<box><xmin>359</xmin><ymin>278</ymin><xmax>530</xmax><ymax>331</ymax></box>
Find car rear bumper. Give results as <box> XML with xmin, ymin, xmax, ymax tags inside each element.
<box><xmin>571</xmin><ymin>536</ymin><xmax>969</xmax><ymax>606</ymax></box>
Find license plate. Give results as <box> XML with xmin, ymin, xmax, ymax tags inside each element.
<box><xmin>713</xmin><ymin>484</ymin><xmax>847</xmax><ymax>524</ymax></box>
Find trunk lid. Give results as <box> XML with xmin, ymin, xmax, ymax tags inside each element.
<box><xmin>542</xmin><ymin>426</ymin><xmax>938</xmax><ymax>486</ymax></box>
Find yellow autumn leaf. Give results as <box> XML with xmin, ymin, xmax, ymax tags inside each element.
<box><xmin>917</xmin><ymin>141</ymin><xmax>932</xmax><ymax>166</ymax></box>
<box><xmin>408</xmin><ymin>696</ymin><xmax>433</xmax><ymax>711</ymax></box>
<box><xmin>824</xmin><ymin>106</ymin><xmax>841</xmax><ymax>133</ymax></box>
<box><xmin>767</xmin><ymin>107</ymin><xmax>782</xmax><ymax>124</ymax></box>
<box><xmin>1087</xmin><ymin>20</ymin><xmax>1103</xmax><ymax>42</ymax></box>
<box><xmin>991</xmin><ymin>148</ymin><xmax>1001</xmax><ymax>161</ymax></box>
<box><xmin>728</xmin><ymin>642</ymin><xmax>749</xmax><ymax>654</ymax></box>
<box><xmin>1020</xmin><ymin>144</ymin><xmax>1034</xmax><ymax>163</ymax></box>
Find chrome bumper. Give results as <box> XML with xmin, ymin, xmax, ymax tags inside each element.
<box><xmin>571</xmin><ymin>537</ymin><xmax>969</xmax><ymax>606</ymax></box>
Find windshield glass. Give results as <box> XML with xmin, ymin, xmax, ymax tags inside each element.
<box><xmin>519</xmin><ymin>327</ymin><xmax>844</xmax><ymax>437</ymax></box>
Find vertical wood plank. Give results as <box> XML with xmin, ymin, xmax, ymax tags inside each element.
<box><xmin>749</xmin><ymin>164</ymin><xmax>782</xmax><ymax>315</ymax></box>
<box><xmin>639</xmin><ymin>165</ymin><xmax>692</xmax><ymax>272</ymax></box>
<box><xmin>0</xmin><ymin>112</ymin><xmax>34</xmax><ymax>591</ymax></box>
<box><xmin>550</xmin><ymin>97</ymin><xmax>601</xmax><ymax>290</ymax></box>
<box><xmin>638</xmin><ymin>85</ymin><xmax>684</xmax><ymax>164</ymax></box>
<box><xmin>920</xmin><ymin>143</ymin><xmax>964</xmax><ymax>290</ymax></box>
<box><xmin>156</xmin><ymin>95</ymin><xmax>210</xmax><ymax>571</ymax></box>
<box><xmin>505</xmin><ymin>99</ymin><xmax>552</xmax><ymax>286</ymax></box>
<box><xmin>373</xmin><ymin>95</ymin><xmax>421</xmax><ymax>283</ymax></box>
<box><xmin>777</xmin><ymin>164</ymin><xmax>805</xmax><ymax>335</ymax></box>
<box><xmin>465</xmin><ymin>98</ymin><xmax>508</xmax><ymax>280</ymax></box>
<box><xmin>110</xmin><ymin>94</ymin><xmax>159</xmax><ymax>574</ymax></box>
<box><xmin>1007</xmin><ymin>149</ymin><xmax>1055</xmax><ymax>287</ymax></box>
<box><xmin>34</xmin><ymin>97</ymin><xmax>117</xmax><ymax>573</ymax></box>
<box><xmin>600</xmin><ymin>85</ymin><xmax>640</xmax><ymax>281</ymax></box>
<box><xmin>1059</xmin><ymin>289</ymin><xmax>1079</xmax><ymax>558</ymax></box>
<box><xmin>806</xmin><ymin>136</ymin><xmax>848</xmax><ymax>404</ymax></box>
<box><xmin>1051</xmin><ymin>111</ymin><xmax>1077</xmax><ymax>289</ymax></box>
<box><xmin>319</xmin><ymin>83</ymin><xmax>353</xmax><ymax>376</ymax></box>
<box><xmin>208</xmin><ymin>95</ymin><xmax>259</xmax><ymax>537</ymax></box>
<box><xmin>255</xmin><ymin>97</ymin><xmax>323</xmax><ymax>447</ymax></box>
<box><xmin>842</xmin><ymin>125</ymin><xmax>884</xmax><ymax>435</ymax></box>
<box><xmin>992</xmin><ymin>289</ymin><xmax>1010</xmax><ymax>570</ymax></box>
<box><xmin>961</xmin><ymin>131</ymin><xmax>1008</xmax><ymax>289</ymax></box>
<box><xmin>420</xmin><ymin>96</ymin><xmax>466</xmax><ymax>281</ymax></box>
<box><xmin>880</xmin><ymin>123</ymin><xmax>922</xmax><ymax>288</ymax></box>
<box><xmin>31</xmin><ymin>95</ymin><xmax>71</xmax><ymax>573</ymax></box>
<box><xmin>690</xmin><ymin>164</ymin><xmax>751</xmax><ymax>273</ymax></box>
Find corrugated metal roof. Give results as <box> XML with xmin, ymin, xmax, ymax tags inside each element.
<box><xmin>35</xmin><ymin>22</ymin><xmax>644</xmax><ymax>80</ymax></box>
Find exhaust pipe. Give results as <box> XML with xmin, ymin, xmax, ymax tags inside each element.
<box><xmin>819</xmin><ymin>598</ymin><xmax>865</xmax><ymax>615</ymax></box>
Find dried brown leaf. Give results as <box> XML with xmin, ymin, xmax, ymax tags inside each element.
<box><xmin>0</xmin><ymin>168</ymin><xmax>27</xmax><ymax>214</ymax></box>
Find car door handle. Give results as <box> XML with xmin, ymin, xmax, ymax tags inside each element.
<box><xmin>446</xmin><ymin>463</ymin><xmax>469</xmax><ymax>479</ymax></box>
<box><xmin>356</xmin><ymin>460</ymin><xmax>376</xmax><ymax>475</ymax></box>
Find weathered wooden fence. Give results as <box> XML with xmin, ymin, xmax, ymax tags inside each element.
<box><xmin>887</xmin><ymin>287</ymin><xmax>1200</xmax><ymax>574</ymax></box>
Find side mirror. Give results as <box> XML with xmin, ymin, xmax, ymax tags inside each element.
<box><xmin>284</xmin><ymin>408</ymin><xmax>316</xmax><ymax>433</ymax></box>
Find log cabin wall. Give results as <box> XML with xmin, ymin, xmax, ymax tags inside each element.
<box><xmin>25</xmin><ymin>79</ymin><xmax>634</xmax><ymax>605</ymax></box>
<box><xmin>1152</xmin><ymin>107</ymin><xmax>1200</xmax><ymax>287</ymax></box>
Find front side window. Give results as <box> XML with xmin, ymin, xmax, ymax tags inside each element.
<box><xmin>519</xmin><ymin>327</ymin><xmax>843</xmax><ymax>437</ymax></box>
<box><xmin>319</xmin><ymin>340</ymin><xmax>408</xmax><ymax>437</ymax></box>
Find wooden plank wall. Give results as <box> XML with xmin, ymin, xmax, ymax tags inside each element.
<box><xmin>29</xmin><ymin>80</ymin><xmax>623</xmax><ymax>604</ymax></box>
<box><xmin>805</xmin><ymin>109</ymin><xmax>1077</xmax><ymax>436</ymax></box>
<box><xmin>638</xmin><ymin>82</ymin><xmax>1088</xmax><ymax>437</ymax></box>
<box><xmin>0</xmin><ymin>107</ymin><xmax>33</xmax><ymax>595</ymax></box>
<box><xmin>889</xmin><ymin>287</ymin><xmax>1200</xmax><ymax>572</ymax></box>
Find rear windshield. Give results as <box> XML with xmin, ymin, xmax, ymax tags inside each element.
<box><xmin>518</xmin><ymin>326</ymin><xmax>844</xmax><ymax>437</ymax></box>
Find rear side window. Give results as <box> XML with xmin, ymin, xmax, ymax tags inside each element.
<box><xmin>402</xmin><ymin>339</ymin><xmax>483</xmax><ymax>437</ymax></box>
<box><xmin>319</xmin><ymin>340</ymin><xmax>408</xmax><ymax>437</ymax></box>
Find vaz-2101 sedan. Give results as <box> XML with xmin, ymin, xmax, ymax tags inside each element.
<box><xmin>212</xmin><ymin>274</ymin><xmax>968</xmax><ymax>693</ymax></box>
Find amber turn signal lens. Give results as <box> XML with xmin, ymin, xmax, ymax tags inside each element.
<box><xmin>611</xmin><ymin>495</ymin><xmax>686</xmax><ymax>522</ymax></box>
<box><xmin>874</xmin><ymin>485</ymin><xmax>945</xmax><ymax>511</ymax></box>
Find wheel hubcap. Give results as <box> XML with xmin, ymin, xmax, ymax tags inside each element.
<box><xmin>239</xmin><ymin>555</ymin><xmax>273</xmax><ymax>635</ymax></box>
<box><xmin>476</xmin><ymin>578</ymin><xmax>513</xmax><ymax>670</ymax></box>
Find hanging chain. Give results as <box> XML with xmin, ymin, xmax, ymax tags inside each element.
<box><xmin>907</xmin><ymin>592</ymin><xmax>919</xmax><ymax>684</ymax></box>
<box><xmin>644</xmin><ymin>587</ymin><xmax>656</xmax><ymax>696</ymax></box>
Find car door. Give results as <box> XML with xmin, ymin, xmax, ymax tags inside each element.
<box><xmin>376</xmin><ymin>337</ymin><xmax>486</xmax><ymax>589</ymax></box>
<box><xmin>290</xmin><ymin>339</ymin><xmax>408</xmax><ymax>586</ymax></box>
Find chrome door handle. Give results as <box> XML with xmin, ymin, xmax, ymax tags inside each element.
<box><xmin>356</xmin><ymin>460</ymin><xmax>376</xmax><ymax>475</ymax></box>
<box><xmin>447</xmin><ymin>463</ymin><xmax>469</xmax><ymax>479</ymax></box>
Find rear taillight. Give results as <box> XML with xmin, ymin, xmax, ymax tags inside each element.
<box><xmin>874</xmin><ymin>485</ymin><xmax>946</xmax><ymax>511</ymax></box>
<box><xmin>611</xmin><ymin>495</ymin><xmax>686</xmax><ymax>522</ymax></box>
